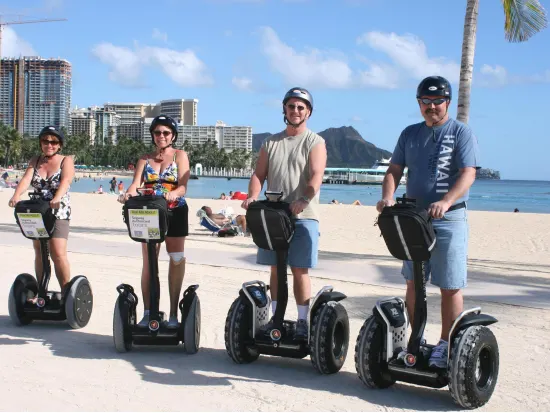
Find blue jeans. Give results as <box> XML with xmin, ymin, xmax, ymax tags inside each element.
<box><xmin>402</xmin><ymin>208</ymin><xmax>468</xmax><ymax>289</ymax></box>
<box><xmin>256</xmin><ymin>219</ymin><xmax>320</xmax><ymax>269</ymax></box>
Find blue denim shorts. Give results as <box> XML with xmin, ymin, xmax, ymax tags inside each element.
<box><xmin>402</xmin><ymin>207</ymin><xmax>468</xmax><ymax>289</ymax></box>
<box><xmin>256</xmin><ymin>219</ymin><xmax>320</xmax><ymax>269</ymax></box>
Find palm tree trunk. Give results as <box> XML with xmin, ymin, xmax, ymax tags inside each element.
<box><xmin>457</xmin><ymin>0</ymin><xmax>479</xmax><ymax>124</ymax></box>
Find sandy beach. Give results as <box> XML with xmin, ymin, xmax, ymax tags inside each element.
<box><xmin>0</xmin><ymin>189</ymin><xmax>549</xmax><ymax>411</ymax></box>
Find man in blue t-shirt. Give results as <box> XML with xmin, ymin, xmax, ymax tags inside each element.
<box><xmin>376</xmin><ymin>76</ymin><xmax>480</xmax><ymax>368</ymax></box>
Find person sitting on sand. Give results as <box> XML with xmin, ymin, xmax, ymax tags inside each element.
<box><xmin>330</xmin><ymin>199</ymin><xmax>340</xmax><ymax>204</ymax></box>
<box><xmin>201</xmin><ymin>206</ymin><xmax>247</xmax><ymax>233</ymax></box>
<box><xmin>97</xmin><ymin>185</ymin><xmax>104</xmax><ymax>194</ymax></box>
<box><xmin>351</xmin><ymin>200</ymin><xmax>362</xmax><ymax>206</ymax></box>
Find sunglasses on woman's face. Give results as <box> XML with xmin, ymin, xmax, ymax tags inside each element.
<box><xmin>41</xmin><ymin>139</ymin><xmax>60</xmax><ymax>146</ymax></box>
<box><xmin>153</xmin><ymin>130</ymin><xmax>172</xmax><ymax>137</ymax></box>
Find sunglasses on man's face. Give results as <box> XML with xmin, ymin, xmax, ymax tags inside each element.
<box><xmin>419</xmin><ymin>98</ymin><xmax>448</xmax><ymax>106</ymax></box>
<box><xmin>40</xmin><ymin>139</ymin><xmax>60</xmax><ymax>146</ymax></box>
<box><xmin>153</xmin><ymin>130</ymin><xmax>172</xmax><ymax>137</ymax></box>
<box><xmin>286</xmin><ymin>103</ymin><xmax>307</xmax><ymax>112</ymax></box>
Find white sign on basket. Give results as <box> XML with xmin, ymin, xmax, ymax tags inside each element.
<box><xmin>129</xmin><ymin>209</ymin><xmax>161</xmax><ymax>240</ymax></box>
<box><xmin>17</xmin><ymin>213</ymin><xmax>49</xmax><ymax>238</ymax></box>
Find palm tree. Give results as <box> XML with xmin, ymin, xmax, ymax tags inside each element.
<box><xmin>0</xmin><ymin>123</ymin><xmax>22</xmax><ymax>167</ymax></box>
<box><xmin>457</xmin><ymin>0</ymin><xmax>548</xmax><ymax>123</ymax></box>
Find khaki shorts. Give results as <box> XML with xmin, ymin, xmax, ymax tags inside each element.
<box><xmin>52</xmin><ymin>219</ymin><xmax>70</xmax><ymax>239</ymax></box>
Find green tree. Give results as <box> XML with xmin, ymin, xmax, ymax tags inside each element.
<box><xmin>0</xmin><ymin>123</ymin><xmax>22</xmax><ymax>167</ymax></box>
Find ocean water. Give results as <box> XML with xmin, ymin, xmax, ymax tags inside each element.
<box><xmin>69</xmin><ymin>176</ymin><xmax>550</xmax><ymax>214</ymax></box>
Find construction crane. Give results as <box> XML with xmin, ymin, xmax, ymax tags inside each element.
<box><xmin>0</xmin><ymin>16</ymin><xmax>67</xmax><ymax>126</ymax></box>
<box><xmin>0</xmin><ymin>16</ymin><xmax>68</xmax><ymax>72</ymax></box>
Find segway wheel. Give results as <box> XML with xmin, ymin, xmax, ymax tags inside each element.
<box><xmin>310</xmin><ymin>301</ymin><xmax>349</xmax><ymax>374</ymax></box>
<box><xmin>113</xmin><ymin>295</ymin><xmax>134</xmax><ymax>353</ymax></box>
<box><xmin>224</xmin><ymin>296</ymin><xmax>259</xmax><ymax>364</ymax></box>
<box><xmin>354</xmin><ymin>315</ymin><xmax>396</xmax><ymax>389</ymax></box>
<box><xmin>65</xmin><ymin>276</ymin><xmax>93</xmax><ymax>329</ymax></box>
<box><xmin>183</xmin><ymin>295</ymin><xmax>201</xmax><ymax>354</ymax></box>
<box><xmin>449</xmin><ymin>325</ymin><xmax>499</xmax><ymax>409</ymax></box>
<box><xmin>8</xmin><ymin>274</ymin><xmax>38</xmax><ymax>326</ymax></box>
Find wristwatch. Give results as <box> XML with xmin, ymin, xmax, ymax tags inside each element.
<box><xmin>300</xmin><ymin>195</ymin><xmax>310</xmax><ymax>204</ymax></box>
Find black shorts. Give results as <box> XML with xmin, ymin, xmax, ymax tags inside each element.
<box><xmin>167</xmin><ymin>204</ymin><xmax>189</xmax><ymax>237</ymax></box>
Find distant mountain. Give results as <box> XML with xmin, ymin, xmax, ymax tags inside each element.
<box><xmin>252</xmin><ymin>126</ymin><xmax>500</xmax><ymax>178</ymax></box>
<box><xmin>252</xmin><ymin>126</ymin><xmax>391</xmax><ymax>168</ymax></box>
<box><xmin>477</xmin><ymin>168</ymin><xmax>500</xmax><ymax>180</ymax></box>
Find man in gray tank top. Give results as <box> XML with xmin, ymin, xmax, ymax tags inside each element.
<box><xmin>242</xmin><ymin>87</ymin><xmax>326</xmax><ymax>340</ymax></box>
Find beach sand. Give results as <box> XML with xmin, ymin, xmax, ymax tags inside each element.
<box><xmin>0</xmin><ymin>190</ymin><xmax>549</xmax><ymax>411</ymax></box>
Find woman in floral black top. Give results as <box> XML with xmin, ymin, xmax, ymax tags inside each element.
<box><xmin>9</xmin><ymin>126</ymin><xmax>75</xmax><ymax>291</ymax></box>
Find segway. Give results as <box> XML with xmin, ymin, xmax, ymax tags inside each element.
<box><xmin>225</xmin><ymin>191</ymin><xmax>350</xmax><ymax>374</ymax></box>
<box><xmin>113</xmin><ymin>189</ymin><xmax>200</xmax><ymax>354</ymax></box>
<box><xmin>354</xmin><ymin>197</ymin><xmax>499</xmax><ymax>408</ymax></box>
<box><xmin>8</xmin><ymin>192</ymin><xmax>93</xmax><ymax>329</ymax></box>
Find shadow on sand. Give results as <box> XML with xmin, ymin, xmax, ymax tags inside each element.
<box><xmin>0</xmin><ymin>315</ymin><xmax>460</xmax><ymax>411</ymax></box>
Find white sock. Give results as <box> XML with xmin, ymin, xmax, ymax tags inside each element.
<box><xmin>297</xmin><ymin>304</ymin><xmax>309</xmax><ymax>321</ymax></box>
<box><xmin>271</xmin><ymin>300</ymin><xmax>277</xmax><ymax>315</ymax></box>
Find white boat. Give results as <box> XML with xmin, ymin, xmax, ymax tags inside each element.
<box><xmin>322</xmin><ymin>158</ymin><xmax>407</xmax><ymax>185</ymax></box>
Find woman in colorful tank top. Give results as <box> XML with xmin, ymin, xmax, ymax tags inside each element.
<box><xmin>8</xmin><ymin>126</ymin><xmax>75</xmax><ymax>292</ymax></box>
<box><xmin>119</xmin><ymin>114</ymin><xmax>191</xmax><ymax>328</ymax></box>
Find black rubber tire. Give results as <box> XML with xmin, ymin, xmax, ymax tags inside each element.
<box><xmin>354</xmin><ymin>315</ymin><xmax>396</xmax><ymax>389</ymax></box>
<box><xmin>449</xmin><ymin>325</ymin><xmax>499</xmax><ymax>409</ymax></box>
<box><xmin>8</xmin><ymin>274</ymin><xmax>38</xmax><ymax>326</ymax></box>
<box><xmin>224</xmin><ymin>296</ymin><xmax>259</xmax><ymax>364</ymax></box>
<box><xmin>65</xmin><ymin>276</ymin><xmax>93</xmax><ymax>329</ymax></box>
<box><xmin>113</xmin><ymin>295</ymin><xmax>133</xmax><ymax>353</ymax></box>
<box><xmin>183</xmin><ymin>295</ymin><xmax>201</xmax><ymax>354</ymax></box>
<box><xmin>310</xmin><ymin>301</ymin><xmax>349</xmax><ymax>374</ymax></box>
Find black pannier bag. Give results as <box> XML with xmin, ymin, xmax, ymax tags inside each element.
<box><xmin>14</xmin><ymin>197</ymin><xmax>56</xmax><ymax>240</ymax></box>
<box><xmin>376</xmin><ymin>198</ymin><xmax>436</xmax><ymax>262</ymax></box>
<box><xmin>123</xmin><ymin>195</ymin><xmax>169</xmax><ymax>243</ymax></box>
<box><xmin>246</xmin><ymin>200</ymin><xmax>295</xmax><ymax>251</ymax></box>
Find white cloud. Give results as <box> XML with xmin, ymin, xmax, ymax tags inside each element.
<box><xmin>92</xmin><ymin>43</ymin><xmax>143</xmax><ymax>87</ymax></box>
<box><xmin>1</xmin><ymin>27</ymin><xmax>37</xmax><ymax>57</ymax></box>
<box><xmin>232</xmin><ymin>76</ymin><xmax>254</xmax><ymax>91</ymax></box>
<box><xmin>152</xmin><ymin>28</ymin><xmax>168</xmax><ymax>43</ymax></box>
<box><xmin>478</xmin><ymin>64</ymin><xmax>550</xmax><ymax>86</ymax></box>
<box><xmin>358</xmin><ymin>63</ymin><xmax>400</xmax><ymax>88</ymax></box>
<box><xmin>92</xmin><ymin>43</ymin><xmax>213</xmax><ymax>88</ymax></box>
<box><xmin>260</xmin><ymin>26</ymin><xmax>353</xmax><ymax>88</ymax></box>
<box><xmin>357</xmin><ymin>31</ymin><xmax>460</xmax><ymax>83</ymax></box>
<box><xmin>479</xmin><ymin>64</ymin><xmax>508</xmax><ymax>86</ymax></box>
<box><xmin>350</xmin><ymin>115</ymin><xmax>363</xmax><ymax>122</ymax></box>
<box><xmin>143</xmin><ymin>46</ymin><xmax>213</xmax><ymax>87</ymax></box>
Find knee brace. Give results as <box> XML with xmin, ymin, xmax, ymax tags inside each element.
<box><xmin>168</xmin><ymin>252</ymin><xmax>185</xmax><ymax>265</ymax></box>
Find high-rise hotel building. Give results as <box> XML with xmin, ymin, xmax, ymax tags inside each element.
<box><xmin>0</xmin><ymin>57</ymin><xmax>71</xmax><ymax>136</ymax></box>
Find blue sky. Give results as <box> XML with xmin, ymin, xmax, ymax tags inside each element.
<box><xmin>1</xmin><ymin>0</ymin><xmax>549</xmax><ymax>180</ymax></box>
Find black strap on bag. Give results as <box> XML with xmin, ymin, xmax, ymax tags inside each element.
<box><xmin>246</xmin><ymin>200</ymin><xmax>295</xmax><ymax>251</ymax></box>
<box><xmin>376</xmin><ymin>197</ymin><xmax>436</xmax><ymax>262</ymax></box>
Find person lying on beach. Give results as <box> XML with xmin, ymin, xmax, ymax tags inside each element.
<box><xmin>201</xmin><ymin>206</ymin><xmax>247</xmax><ymax>233</ymax></box>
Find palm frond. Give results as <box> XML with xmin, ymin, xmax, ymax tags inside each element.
<box><xmin>502</xmin><ymin>0</ymin><xmax>548</xmax><ymax>42</ymax></box>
